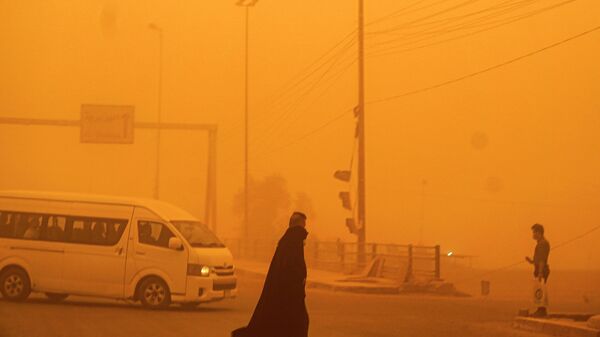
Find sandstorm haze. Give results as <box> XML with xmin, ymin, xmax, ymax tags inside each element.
<box><xmin>1</xmin><ymin>0</ymin><xmax>599</xmax><ymax>270</ymax></box>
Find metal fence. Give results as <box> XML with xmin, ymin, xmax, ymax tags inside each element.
<box><xmin>224</xmin><ymin>238</ymin><xmax>441</xmax><ymax>283</ymax></box>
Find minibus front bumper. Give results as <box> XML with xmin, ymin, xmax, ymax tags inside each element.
<box><xmin>176</xmin><ymin>275</ymin><xmax>238</xmax><ymax>303</ymax></box>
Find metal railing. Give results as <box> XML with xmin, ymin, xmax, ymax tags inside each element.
<box><xmin>224</xmin><ymin>238</ymin><xmax>441</xmax><ymax>282</ymax></box>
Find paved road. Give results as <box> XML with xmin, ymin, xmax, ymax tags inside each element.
<box><xmin>0</xmin><ymin>273</ymin><xmax>575</xmax><ymax>337</ymax></box>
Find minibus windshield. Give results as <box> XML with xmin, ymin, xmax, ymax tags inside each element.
<box><xmin>171</xmin><ymin>221</ymin><xmax>225</xmax><ymax>248</ymax></box>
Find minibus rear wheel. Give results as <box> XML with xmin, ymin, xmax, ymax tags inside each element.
<box><xmin>138</xmin><ymin>277</ymin><xmax>171</xmax><ymax>309</ymax></box>
<box><xmin>45</xmin><ymin>293</ymin><xmax>69</xmax><ymax>302</ymax></box>
<box><xmin>0</xmin><ymin>267</ymin><xmax>31</xmax><ymax>301</ymax></box>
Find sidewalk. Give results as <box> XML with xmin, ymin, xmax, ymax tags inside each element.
<box><xmin>514</xmin><ymin>315</ymin><xmax>600</xmax><ymax>337</ymax></box>
<box><xmin>235</xmin><ymin>259</ymin><xmax>400</xmax><ymax>294</ymax></box>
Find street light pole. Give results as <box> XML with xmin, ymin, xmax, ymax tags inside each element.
<box><xmin>357</xmin><ymin>0</ymin><xmax>367</xmax><ymax>263</ymax></box>
<box><xmin>236</xmin><ymin>0</ymin><xmax>258</xmax><ymax>240</ymax></box>
<box><xmin>419</xmin><ymin>179</ymin><xmax>427</xmax><ymax>245</ymax></box>
<box><xmin>149</xmin><ymin>23</ymin><xmax>163</xmax><ymax>200</ymax></box>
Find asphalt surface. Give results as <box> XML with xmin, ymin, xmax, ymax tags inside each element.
<box><xmin>0</xmin><ymin>273</ymin><xmax>573</xmax><ymax>337</ymax></box>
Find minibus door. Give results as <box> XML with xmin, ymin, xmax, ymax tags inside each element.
<box><xmin>61</xmin><ymin>208</ymin><xmax>133</xmax><ymax>298</ymax></box>
<box><xmin>126</xmin><ymin>208</ymin><xmax>188</xmax><ymax>296</ymax></box>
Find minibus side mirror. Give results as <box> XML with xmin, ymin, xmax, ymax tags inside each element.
<box><xmin>168</xmin><ymin>237</ymin><xmax>184</xmax><ymax>250</ymax></box>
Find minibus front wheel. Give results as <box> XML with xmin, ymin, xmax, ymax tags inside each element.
<box><xmin>138</xmin><ymin>276</ymin><xmax>171</xmax><ymax>309</ymax></box>
<box><xmin>0</xmin><ymin>266</ymin><xmax>31</xmax><ymax>301</ymax></box>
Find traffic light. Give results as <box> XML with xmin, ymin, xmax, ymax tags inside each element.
<box><xmin>338</xmin><ymin>191</ymin><xmax>352</xmax><ymax>210</ymax></box>
<box><xmin>334</xmin><ymin>169</ymin><xmax>356</xmax><ymax>235</ymax></box>
<box><xmin>346</xmin><ymin>218</ymin><xmax>357</xmax><ymax>234</ymax></box>
<box><xmin>333</xmin><ymin>170</ymin><xmax>351</xmax><ymax>182</ymax></box>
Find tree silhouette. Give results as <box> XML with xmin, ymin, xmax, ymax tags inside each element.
<box><xmin>233</xmin><ymin>174</ymin><xmax>291</xmax><ymax>239</ymax></box>
<box><xmin>233</xmin><ymin>175</ymin><xmax>315</xmax><ymax>239</ymax></box>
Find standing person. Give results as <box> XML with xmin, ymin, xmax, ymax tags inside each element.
<box><xmin>525</xmin><ymin>223</ymin><xmax>550</xmax><ymax>317</ymax></box>
<box><xmin>233</xmin><ymin>212</ymin><xmax>309</xmax><ymax>337</ymax></box>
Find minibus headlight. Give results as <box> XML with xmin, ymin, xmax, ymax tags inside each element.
<box><xmin>188</xmin><ymin>264</ymin><xmax>211</xmax><ymax>277</ymax></box>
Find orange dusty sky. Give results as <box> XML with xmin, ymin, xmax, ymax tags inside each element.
<box><xmin>1</xmin><ymin>0</ymin><xmax>599</xmax><ymax>269</ymax></box>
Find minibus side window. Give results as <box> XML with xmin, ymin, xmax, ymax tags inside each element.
<box><xmin>106</xmin><ymin>220</ymin><xmax>127</xmax><ymax>245</ymax></box>
<box><xmin>9</xmin><ymin>213</ymin><xmax>20</xmax><ymax>237</ymax></box>
<box><xmin>0</xmin><ymin>212</ymin><xmax>43</xmax><ymax>240</ymax></box>
<box><xmin>138</xmin><ymin>221</ymin><xmax>175</xmax><ymax>248</ymax></box>
<box><xmin>0</xmin><ymin>211</ymin><xmax>10</xmax><ymax>237</ymax></box>
<box><xmin>15</xmin><ymin>213</ymin><xmax>35</xmax><ymax>239</ymax></box>
<box><xmin>41</xmin><ymin>215</ymin><xmax>66</xmax><ymax>242</ymax></box>
<box><xmin>0</xmin><ymin>211</ymin><xmax>127</xmax><ymax>245</ymax></box>
<box><xmin>21</xmin><ymin>214</ymin><xmax>43</xmax><ymax>240</ymax></box>
<box><xmin>0</xmin><ymin>211</ymin><xmax>13</xmax><ymax>238</ymax></box>
<box><xmin>91</xmin><ymin>220</ymin><xmax>107</xmax><ymax>245</ymax></box>
<box><xmin>0</xmin><ymin>211</ymin><xmax>43</xmax><ymax>240</ymax></box>
<box><xmin>70</xmin><ymin>219</ymin><xmax>93</xmax><ymax>244</ymax></box>
<box><xmin>66</xmin><ymin>217</ymin><xmax>127</xmax><ymax>246</ymax></box>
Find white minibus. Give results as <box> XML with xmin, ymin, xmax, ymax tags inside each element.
<box><xmin>0</xmin><ymin>191</ymin><xmax>237</xmax><ymax>309</ymax></box>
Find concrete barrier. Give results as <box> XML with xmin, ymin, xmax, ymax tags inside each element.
<box><xmin>514</xmin><ymin>317</ymin><xmax>600</xmax><ymax>337</ymax></box>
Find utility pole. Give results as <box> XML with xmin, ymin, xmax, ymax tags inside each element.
<box><xmin>236</xmin><ymin>0</ymin><xmax>258</xmax><ymax>240</ymax></box>
<box><xmin>149</xmin><ymin>23</ymin><xmax>163</xmax><ymax>200</ymax></box>
<box><xmin>357</xmin><ymin>0</ymin><xmax>367</xmax><ymax>263</ymax></box>
<box><xmin>205</xmin><ymin>129</ymin><xmax>218</xmax><ymax>233</ymax></box>
<box><xmin>419</xmin><ymin>179</ymin><xmax>427</xmax><ymax>245</ymax></box>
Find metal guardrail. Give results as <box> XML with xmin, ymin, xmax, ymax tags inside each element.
<box><xmin>224</xmin><ymin>238</ymin><xmax>441</xmax><ymax>282</ymax></box>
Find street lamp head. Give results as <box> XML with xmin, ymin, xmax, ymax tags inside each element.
<box><xmin>236</xmin><ymin>0</ymin><xmax>258</xmax><ymax>7</ymax></box>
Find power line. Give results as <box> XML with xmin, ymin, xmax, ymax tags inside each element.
<box><xmin>454</xmin><ymin>223</ymin><xmax>600</xmax><ymax>284</ymax></box>
<box><xmin>552</xmin><ymin>224</ymin><xmax>600</xmax><ymax>250</ymax></box>
<box><xmin>367</xmin><ymin>24</ymin><xmax>600</xmax><ymax>105</ymax></box>
<box><xmin>256</xmin><ymin>34</ymin><xmax>357</xmax><ymax>112</ymax></box>
<box><xmin>217</xmin><ymin>31</ymin><xmax>357</xmax><ymax>147</ymax></box>
<box><xmin>225</xmin><ymin>24</ymin><xmax>600</xmax><ymax>166</ymax></box>
<box><xmin>368</xmin><ymin>0</ymin><xmax>481</xmax><ymax>36</ymax></box>
<box><xmin>220</xmin><ymin>5</ymin><xmax>599</xmax><ymax>170</ymax></box>
<box><xmin>385</xmin><ymin>0</ymin><xmax>539</xmax><ymax>33</ymax></box>
<box><xmin>366</xmin><ymin>0</ymin><xmax>576</xmax><ymax>57</ymax></box>
<box><xmin>368</xmin><ymin>0</ymin><xmax>538</xmax><ymax>44</ymax></box>
<box><xmin>216</xmin><ymin>106</ymin><xmax>354</xmax><ymax>175</ymax></box>
<box><xmin>221</xmin><ymin>0</ymin><xmax>519</xmax><ymax>149</ymax></box>
<box><xmin>219</xmin><ymin>34</ymin><xmax>353</xmax><ymax>146</ymax></box>
<box><xmin>220</xmin><ymin>0</ymin><xmax>497</xmax><ymax>147</ymax></box>
<box><xmin>245</xmin><ymin>108</ymin><xmax>354</xmax><ymax>162</ymax></box>
<box><xmin>229</xmin><ymin>0</ymin><xmax>466</xmax><ymax>156</ymax></box>
<box><xmin>365</xmin><ymin>0</ymin><xmax>430</xmax><ymax>26</ymax></box>
<box><xmin>367</xmin><ymin>0</ymin><xmax>537</xmax><ymax>36</ymax></box>
<box><xmin>220</xmin><ymin>0</ymin><xmax>581</xmax><ymax>152</ymax></box>
<box><xmin>366</xmin><ymin>0</ymin><xmax>461</xmax><ymax>27</ymax></box>
<box><xmin>249</xmin><ymin>57</ymin><xmax>358</xmax><ymax>157</ymax></box>
<box><xmin>217</xmin><ymin>55</ymin><xmax>356</xmax><ymax>169</ymax></box>
<box><xmin>366</xmin><ymin>0</ymin><xmax>553</xmax><ymax>48</ymax></box>
<box><xmin>218</xmin><ymin>59</ymin><xmax>356</xmax><ymax>169</ymax></box>
<box><xmin>367</xmin><ymin>0</ymin><xmax>578</xmax><ymax>58</ymax></box>
<box><xmin>236</xmin><ymin>1</ymin><xmax>466</xmax><ymax>155</ymax></box>
<box><xmin>246</xmin><ymin>39</ymin><xmax>357</xmax><ymax>150</ymax></box>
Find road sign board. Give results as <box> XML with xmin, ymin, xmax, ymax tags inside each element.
<box><xmin>80</xmin><ymin>104</ymin><xmax>134</xmax><ymax>144</ymax></box>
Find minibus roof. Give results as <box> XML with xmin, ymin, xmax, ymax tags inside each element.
<box><xmin>0</xmin><ymin>190</ymin><xmax>200</xmax><ymax>223</ymax></box>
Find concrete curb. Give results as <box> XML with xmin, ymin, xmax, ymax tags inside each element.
<box><xmin>514</xmin><ymin>317</ymin><xmax>600</xmax><ymax>337</ymax></box>
<box><xmin>546</xmin><ymin>314</ymin><xmax>597</xmax><ymax>322</ymax></box>
<box><xmin>589</xmin><ymin>316</ymin><xmax>600</xmax><ymax>330</ymax></box>
<box><xmin>236</xmin><ymin>267</ymin><xmax>400</xmax><ymax>294</ymax></box>
<box><xmin>236</xmin><ymin>267</ymin><xmax>466</xmax><ymax>296</ymax></box>
<box><xmin>306</xmin><ymin>279</ymin><xmax>400</xmax><ymax>295</ymax></box>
